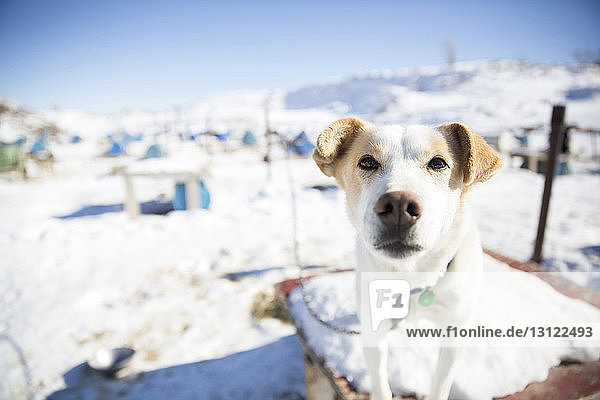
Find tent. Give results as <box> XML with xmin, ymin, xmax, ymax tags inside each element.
<box><xmin>242</xmin><ymin>131</ymin><xmax>257</xmax><ymax>146</ymax></box>
<box><xmin>71</xmin><ymin>135</ymin><xmax>82</xmax><ymax>144</ymax></box>
<box><xmin>214</xmin><ymin>132</ymin><xmax>230</xmax><ymax>142</ymax></box>
<box><xmin>144</xmin><ymin>143</ymin><xmax>166</xmax><ymax>159</ymax></box>
<box><xmin>289</xmin><ymin>131</ymin><xmax>315</xmax><ymax>156</ymax></box>
<box><xmin>107</xmin><ymin>140</ymin><xmax>125</xmax><ymax>156</ymax></box>
<box><xmin>172</xmin><ymin>181</ymin><xmax>211</xmax><ymax>210</ymax></box>
<box><xmin>30</xmin><ymin>136</ymin><xmax>47</xmax><ymax>154</ymax></box>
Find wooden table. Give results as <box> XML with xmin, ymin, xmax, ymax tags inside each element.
<box><xmin>115</xmin><ymin>167</ymin><xmax>207</xmax><ymax>219</ymax></box>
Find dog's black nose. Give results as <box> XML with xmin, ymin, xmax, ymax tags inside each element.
<box><xmin>375</xmin><ymin>191</ymin><xmax>422</xmax><ymax>229</ymax></box>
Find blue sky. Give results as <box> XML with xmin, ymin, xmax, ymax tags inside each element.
<box><xmin>1</xmin><ymin>0</ymin><xmax>599</xmax><ymax>113</ymax></box>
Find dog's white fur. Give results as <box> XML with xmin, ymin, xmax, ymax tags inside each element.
<box><xmin>313</xmin><ymin>118</ymin><xmax>502</xmax><ymax>400</ymax></box>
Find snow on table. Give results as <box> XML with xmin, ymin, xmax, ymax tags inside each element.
<box><xmin>287</xmin><ymin>255</ymin><xmax>600</xmax><ymax>399</ymax></box>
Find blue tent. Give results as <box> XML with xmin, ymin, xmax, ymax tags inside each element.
<box><xmin>30</xmin><ymin>136</ymin><xmax>47</xmax><ymax>154</ymax></box>
<box><xmin>242</xmin><ymin>131</ymin><xmax>257</xmax><ymax>146</ymax></box>
<box><xmin>172</xmin><ymin>181</ymin><xmax>211</xmax><ymax>210</ymax></box>
<box><xmin>145</xmin><ymin>143</ymin><xmax>166</xmax><ymax>159</ymax></box>
<box><xmin>107</xmin><ymin>140</ymin><xmax>125</xmax><ymax>156</ymax></box>
<box><xmin>71</xmin><ymin>135</ymin><xmax>82</xmax><ymax>144</ymax></box>
<box><xmin>290</xmin><ymin>131</ymin><xmax>315</xmax><ymax>156</ymax></box>
<box><xmin>199</xmin><ymin>181</ymin><xmax>211</xmax><ymax>209</ymax></box>
<box><xmin>215</xmin><ymin>132</ymin><xmax>230</xmax><ymax>142</ymax></box>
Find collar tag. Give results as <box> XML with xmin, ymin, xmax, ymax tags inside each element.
<box><xmin>418</xmin><ymin>288</ymin><xmax>435</xmax><ymax>307</ymax></box>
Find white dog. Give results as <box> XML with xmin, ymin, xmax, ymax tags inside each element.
<box><xmin>313</xmin><ymin>118</ymin><xmax>502</xmax><ymax>400</ymax></box>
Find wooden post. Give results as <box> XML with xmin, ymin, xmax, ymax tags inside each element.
<box><xmin>124</xmin><ymin>174</ymin><xmax>141</xmax><ymax>219</ymax></box>
<box><xmin>592</xmin><ymin>132</ymin><xmax>598</xmax><ymax>161</ymax></box>
<box><xmin>186</xmin><ymin>178</ymin><xmax>200</xmax><ymax>210</ymax></box>
<box><xmin>532</xmin><ymin>105</ymin><xmax>566</xmax><ymax>263</ymax></box>
<box><xmin>528</xmin><ymin>153</ymin><xmax>539</xmax><ymax>173</ymax></box>
<box><xmin>305</xmin><ymin>356</ymin><xmax>337</xmax><ymax>400</ymax></box>
<box><xmin>264</xmin><ymin>102</ymin><xmax>272</xmax><ymax>182</ymax></box>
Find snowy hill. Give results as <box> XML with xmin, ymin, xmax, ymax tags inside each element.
<box><xmin>285</xmin><ymin>60</ymin><xmax>600</xmax><ymax>134</ymax></box>
<box><xmin>3</xmin><ymin>60</ymin><xmax>599</xmax><ymax>143</ymax></box>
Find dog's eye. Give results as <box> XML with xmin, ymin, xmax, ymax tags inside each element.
<box><xmin>427</xmin><ymin>157</ymin><xmax>449</xmax><ymax>171</ymax></box>
<box><xmin>357</xmin><ymin>155</ymin><xmax>380</xmax><ymax>171</ymax></box>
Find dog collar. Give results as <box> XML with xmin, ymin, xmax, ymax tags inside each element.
<box><xmin>411</xmin><ymin>258</ymin><xmax>453</xmax><ymax>307</ymax></box>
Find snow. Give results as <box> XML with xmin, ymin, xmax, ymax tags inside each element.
<box><xmin>1</xmin><ymin>60</ymin><xmax>599</xmax><ymax>399</ymax></box>
<box><xmin>47</xmin><ymin>335</ymin><xmax>305</xmax><ymax>400</ymax></box>
<box><xmin>288</xmin><ymin>259</ymin><xmax>600</xmax><ymax>399</ymax></box>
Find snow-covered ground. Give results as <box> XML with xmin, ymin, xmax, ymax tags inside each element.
<box><xmin>1</xmin><ymin>60</ymin><xmax>599</xmax><ymax>399</ymax></box>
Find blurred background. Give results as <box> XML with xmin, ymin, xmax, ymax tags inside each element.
<box><xmin>1</xmin><ymin>1</ymin><xmax>599</xmax><ymax>399</ymax></box>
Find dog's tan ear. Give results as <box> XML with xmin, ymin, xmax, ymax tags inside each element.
<box><xmin>313</xmin><ymin>117</ymin><xmax>366</xmax><ymax>176</ymax></box>
<box><xmin>440</xmin><ymin>122</ymin><xmax>503</xmax><ymax>186</ymax></box>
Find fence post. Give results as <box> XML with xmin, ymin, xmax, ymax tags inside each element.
<box><xmin>532</xmin><ymin>105</ymin><xmax>566</xmax><ymax>263</ymax></box>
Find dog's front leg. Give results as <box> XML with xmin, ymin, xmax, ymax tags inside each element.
<box><xmin>357</xmin><ymin>269</ymin><xmax>392</xmax><ymax>400</ymax></box>
<box><xmin>427</xmin><ymin>346</ymin><xmax>462</xmax><ymax>400</ymax></box>
<box><xmin>363</xmin><ymin>339</ymin><xmax>392</xmax><ymax>400</ymax></box>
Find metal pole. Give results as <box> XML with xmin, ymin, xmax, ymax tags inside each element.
<box><xmin>592</xmin><ymin>132</ymin><xmax>598</xmax><ymax>161</ymax></box>
<box><xmin>532</xmin><ymin>105</ymin><xmax>566</xmax><ymax>263</ymax></box>
<box><xmin>264</xmin><ymin>101</ymin><xmax>272</xmax><ymax>182</ymax></box>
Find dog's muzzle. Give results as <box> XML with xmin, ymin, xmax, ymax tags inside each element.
<box><xmin>372</xmin><ymin>191</ymin><xmax>423</xmax><ymax>258</ymax></box>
